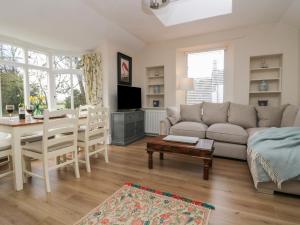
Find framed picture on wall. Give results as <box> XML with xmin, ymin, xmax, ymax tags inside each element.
<box><xmin>117</xmin><ymin>52</ymin><xmax>132</xmax><ymax>86</ymax></box>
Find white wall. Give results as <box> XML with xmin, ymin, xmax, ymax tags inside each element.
<box><xmin>136</xmin><ymin>22</ymin><xmax>300</xmax><ymax>107</ymax></box>
<box><xmin>97</xmin><ymin>40</ymin><xmax>143</xmax><ymax>112</ymax></box>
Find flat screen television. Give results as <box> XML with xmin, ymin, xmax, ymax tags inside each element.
<box><xmin>118</xmin><ymin>85</ymin><xmax>142</xmax><ymax>110</ymax></box>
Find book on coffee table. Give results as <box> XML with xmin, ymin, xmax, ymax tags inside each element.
<box><xmin>163</xmin><ymin>135</ymin><xmax>199</xmax><ymax>144</ymax></box>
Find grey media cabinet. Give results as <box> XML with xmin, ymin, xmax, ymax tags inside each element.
<box><xmin>111</xmin><ymin>110</ymin><xmax>145</xmax><ymax>145</ymax></box>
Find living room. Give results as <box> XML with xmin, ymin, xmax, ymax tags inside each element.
<box><xmin>0</xmin><ymin>0</ymin><xmax>299</xmax><ymax>225</ymax></box>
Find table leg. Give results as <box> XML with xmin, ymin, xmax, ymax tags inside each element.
<box><xmin>160</xmin><ymin>152</ymin><xmax>164</xmax><ymax>160</ymax></box>
<box><xmin>203</xmin><ymin>159</ymin><xmax>210</xmax><ymax>180</ymax></box>
<box><xmin>147</xmin><ymin>151</ymin><xmax>153</xmax><ymax>169</ymax></box>
<box><xmin>11</xmin><ymin>129</ymin><xmax>24</xmax><ymax>191</ymax></box>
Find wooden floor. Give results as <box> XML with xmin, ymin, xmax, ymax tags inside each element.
<box><xmin>0</xmin><ymin>137</ymin><xmax>299</xmax><ymax>225</ymax></box>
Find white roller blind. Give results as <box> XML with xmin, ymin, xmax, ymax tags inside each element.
<box><xmin>186</xmin><ymin>49</ymin><xmax>224</xmax><ymax>104</ymax></box>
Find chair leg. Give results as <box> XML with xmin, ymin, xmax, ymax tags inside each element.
<box><xmin>84</xmin><ymin>144</ymin><xmax>91</xmax><ymax>173</ymax></box>
<box><xmin>21</xmin><ymin>155</ymin><xmax>27</xmax><ymax>184</ymax></box>
<box><xmin>73</xmin><ymin>149</ymin><xmax>80</xmax><ymax>179</ymax></box>
<box><xmin>43</xmin><ymin>159</ymin><xmax>51</xmax><ymax>193</ymax></box>
<box><xmin>104</xmin><ymin>144</ymin><xmax>109</xmax><ymax>163</ymax></box>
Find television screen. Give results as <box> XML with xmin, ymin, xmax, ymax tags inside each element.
<box><xmin>118</xmin><ymin>85</ymin><xmax>142</xmax><ymax>110</ymax></box>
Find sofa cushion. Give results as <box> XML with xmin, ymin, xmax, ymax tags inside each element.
<box><xmin>180</xmin><ymin>104</ymin><xmax>202</xmax><ymax>122</ymax></box>
<box><xmin>294</xmin><ymin>110</ymin><xmax>300</xmax><ymax>127</ymax></box>
<box><xmin>170</xmin><ymin>121</ymin><xmax>207</xmax><ymax>138</ymax></box>
<box><xmin>202</xmin><ymin>102</ymin><xmax>230</xmax><ymax>125</ymax></box>
<box><xmin>228</xmin><ymin>103</ymin><xmax>256</xmax><ymax>128</ymax></box>
<box><xmin>281</xmin><ymin>104</ymin><xmax>299</xmax><ymax>127</ymax></box>
<box><xmin>256</xmin><ymin>106</ymin><xmax>286</xmax><ymax>127</ymax></box>
<box><xmin>246</xmin><ymin>127</ymin><xmax>268</xmax><ymax>139</ymax></box>
<box><xmin>166</xmin><ymin>107</ymin><xmax>180</xmax><ymax>125</ymax></box>
<box><xmin>206</xmin><ymin>123</ymin><xmax>248</xmax><ymax>144</ymax></box>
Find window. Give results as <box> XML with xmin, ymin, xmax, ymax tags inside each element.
<box><xmin>55</xmin><ymin>74</ymin><xmax>86</xmax><ymax>109</ymax></box>
<box><xmin>0</xmin><ymin>43</ymin><xmax>25</xmax><ymax>63</ymax></box>
<box><xmin>28</xmin><ymin>69</ymin><xmax>49</xmax><ymax>108</ymax></box>
<box><xmin>186</xmin><ymin>49</ymin><xmax>224</xmax><ymax>104</ymax></box>
<box><xmin>0</xmin><ymin>41</ymin><xmax>84</xmax><ymax>113</ymax></box>
<box><xmin>0</xmin><ymin>65</ymin><xmax>24</xmax><ymax>115</ymax></box>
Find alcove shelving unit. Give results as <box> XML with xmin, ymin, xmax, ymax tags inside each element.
<box><xmin>145</xmin><ymin>66</ymin><xmax>165</xmax><ymax>108</ymax></box>
<box><xmin>249</xmin><ymin>54</ymin><xmax>282</xmax><ymax>106</ymax></box>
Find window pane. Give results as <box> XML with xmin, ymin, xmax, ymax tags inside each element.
<box><xmin>28</xmin><ymin>51</ymin><xmax>49</xmax><ymax>67</ymax></box>
<box><xmin>56</xmin><ymin>74</ymin><xmax>71</xmax><ymax>109</ymax></box>
<box><xmin>28</xmin><ymin>69</ymin><xmax>49</xmax><ymax>108</ymax></box>
<box><xmin>0</xmin><ymin>44</ymin><xmax>25</xmax><ymax>63</ymax></box>
<box><xmin>73</xmin><ymin>74</ymin><xmax>86</xmax><ymax>108</ymax></box>
<box><xmin>0</xmin><ymin>65</ymin><xmax>24</xmax><ymax>115</ymax></box>
<box><xmin>72</xmin><ymin>57</ymin><xmax>81</xmax><ymax>69</ymax></box>
<box><xmin>53</xmin><ymin>56</ymin><xmax>71</xmax><ymax>69</ymax></box>
<box><xmin>187</xmin><ymin>50</ymin><xmax>224</xmax><ymax>104</ymax></box>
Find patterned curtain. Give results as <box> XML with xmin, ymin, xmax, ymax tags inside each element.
<box><xmin>79</xmin><ymin>53</ymin><xmax>103</xmax><ymax>106</ymax></box>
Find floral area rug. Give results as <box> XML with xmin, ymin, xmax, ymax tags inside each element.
<box><xmin>74</xmin><ymin>183</ymin><xmax>214</xmax><ymax>225</ymax></box>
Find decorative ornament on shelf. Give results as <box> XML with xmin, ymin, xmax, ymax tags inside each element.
<box><xmin>149</xmin><ymin>0</ymin><xmax>169</xmax><ymax>9</ymax></box>
<box><xmin>258</xmin><ymin>80</ymin><xmax>269</xmax><ymax>92</ymax></box>
<box><xmin>260</xmin><ymin>58</ymin><xmax>268</xmax><ymax>68</ymax></box>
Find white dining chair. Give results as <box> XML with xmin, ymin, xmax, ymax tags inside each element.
<box><xmin>0</xmin><ymin>132</ymin><xmax>13</xmax><ymax>179</ymax></box>
<box><xmin>77</xmin><ymin>106</ymin><xmax>109</xmax><ymax>172</ymax></box>
<box><xmin>21</xmin><ymin>109</ymin><xmax>80</xmax><ymax>193</ymax></box>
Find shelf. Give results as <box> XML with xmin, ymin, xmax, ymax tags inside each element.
<box><xmin>148</xmin><ymin>76</ymin><xmax>164</xmax><ymax>79</ymax></box>
<box><xmin>148</xmin><ymin>84</ymin><xmax>164</xmax><ymax>86</ymax></box>
<box><xmin>250</xmin><ymin>78</ymin><xmax>280</xmax><ymax>81</ymax></box>
<box><xmin>250</xmin><ymin>67</ymin><xmax>281</xmax><ymax>72</ymax></box>
<box><xmin>249</xmin><ymin>91</ymin><xmax>281</xmax><ymax>94</ymax></box>
<box><xmin>146</xmin><ymin>93</ymin><xmax>164</xmax><ymax>96</ymax></box>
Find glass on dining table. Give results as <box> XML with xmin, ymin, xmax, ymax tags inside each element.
<box><xmin>5</xmin><ymin>105</ymin><xmax>15</xmax><ymax>121</ymax></box>
<box><xmin>26</xmin><ymin>105</ymin><xmax>34</xmax><ymax>122</ymax></box>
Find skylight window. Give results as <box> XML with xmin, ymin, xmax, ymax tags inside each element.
<box><xmin>152</xmin><ymin>0</ymin><xmax>232</xmax><ymax>26</ymax></box>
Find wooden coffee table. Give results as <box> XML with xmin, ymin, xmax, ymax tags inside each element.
<box><xmin>146</xmin><ymin>136</ymin><xmax>214</xmax><ymax>180</ymax></box>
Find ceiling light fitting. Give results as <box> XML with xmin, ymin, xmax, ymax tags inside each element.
<box><xmin>150</xmin><ymin>0</ymin><xmax>169</xmax><ymax>10</ymax></box>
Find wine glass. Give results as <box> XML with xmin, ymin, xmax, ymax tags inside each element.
<box><xmin>6</xmin><ymin>105</ymin><xmax>15</xmax><ymax>121</ymax></box>
<box><xmin>26</xmin><ymin>105</ymin><xmax>34</xmax><ymax>122</ymax></box>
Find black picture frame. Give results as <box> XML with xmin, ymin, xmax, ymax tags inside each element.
<box><xmin>117</xmin><ymin>52</ymin><xmax>132</xmax><ymax>86</ymax></box>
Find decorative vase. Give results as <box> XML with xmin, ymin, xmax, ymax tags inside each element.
<box><xmin>33</xmin><ymin>105</ymin><xmax>42</xmax><ymax>116</ymax></box>
<box><xmin>258</xmin><ymin>80</ymin><xmax>268</xmax><ymax>91</ymax></box>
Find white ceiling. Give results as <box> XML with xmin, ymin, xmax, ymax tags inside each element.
<box><xmin>0</xmin><ymin>0</ymin><xmax>299</xmax><ymax>52</ymax></box>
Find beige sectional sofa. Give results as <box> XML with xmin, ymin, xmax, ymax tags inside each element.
<box><xmin>160</xmin><ymin>102</ymin><xmax>300</xmax><ymax>195</ymax></box>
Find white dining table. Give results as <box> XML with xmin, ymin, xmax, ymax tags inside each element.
<box><xmin>0</xmin><ymin>117</ymin><xmax>87</xmax><ymax>191</ymax></box>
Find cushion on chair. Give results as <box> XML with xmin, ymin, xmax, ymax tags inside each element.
<box><xmin>22</xmin><ymin>141</ymin><xmax>74</xmax><ymax>153</ymax></box>
<box><xmin>256</xmin><ymin>105</ymin><xmax>286</xmax><ymax>127</ymax></box>
<box><xmin>281</xmin><ymin>104</ymin><xmax>299</xmax><ymax>127</ymax></box>
<box><xmin>228</xmin><ymin>103</ymin><xmax>257</xmax><ymax>128</ymax></box>
<box><xmin>0</xmin><ymin>132</ymin><xmax>11</xmax><ymax>151</ymax></box>
<box><xmin>180</xmin><ymin>104</ymin><xmax>202</xmax><ymax>122</ymax></box>
<box><xmin>77</xmin><ymin>130</ymin><xmax>105</xmax><ymax>142</ymax></box>
<box><xmin>206</xmin><ymin>123</ymin><xmax>248</xmax><ymax>144</ymax></box>
<box><xmin>169</xmin><ymin>121</ymin><xmax>207</xmax><ymax>138</ymax></box>
<box><xmin>21</xmin><ymin>131</ymin><xmax>43</xmax><ymax>143</ymax></box>
<box><xmin>202</xmin><ymin>102</ymin><xmax>230</xmax><ymax>125</ymax></box>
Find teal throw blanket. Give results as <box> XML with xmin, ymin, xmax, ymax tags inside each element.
<box><xmin>248</xmin><ymin>127</ymin><xmax>300</xmax><ymax>189</ymax></box>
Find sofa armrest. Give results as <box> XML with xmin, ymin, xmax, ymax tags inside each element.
<box><xmin>160</xmin><ymin>118</ymin><xmax>172</xmax><ymax>135</ymax></box>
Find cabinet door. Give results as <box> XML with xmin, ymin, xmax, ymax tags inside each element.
<box><xmin>125</xmin><ymin>122</ymin><xmax>136</xmax><ymax>138</ymax></box>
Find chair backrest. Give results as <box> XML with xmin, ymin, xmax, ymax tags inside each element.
<box><xmin>85</xmin><ymin>105</ymin><xmax>109</xmax><ymax>140</ymax></box>
<box><xmin>42</xmin><ymin>109</ymin><xmax>78</xmax><ymax>154</ymax></box>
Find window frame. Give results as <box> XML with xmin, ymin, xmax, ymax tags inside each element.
<box><xmin>185</xmin><ymin>48</ymin><xmax>225</xmax><ymax>104</ymax></box>
<box><xmin>0</xmin><ymin>41</ymin><xmax>83</xmax><ymax>116</ymax></box>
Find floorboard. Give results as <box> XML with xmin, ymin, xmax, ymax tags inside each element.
<box><xmin>0</xmin><ymin>137</ymin><xmax>299</xmax><ymax>225</ymax></box>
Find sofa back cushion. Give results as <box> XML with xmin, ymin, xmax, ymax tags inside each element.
<box><xmin>281</xmin><ymin>104</ymin><xmax>299</xmax><ymax>127</ymax></box>
<box><xmin>166</xmin><ymin>107</ymin><xmax>180</xmax><ymax>125</ymax></box>
<box><xmin>228</xmin><ymin>103</ymin><xmax>256</xmax><ymax>128</ymax></box>
<box><xmin>293</xmin><ymin>109</ymin><xmax>300</xmax><ymax>127</ymax></box>
<box><xmin>256</xmin><ymin>105</ymin><xmax>286</xmax><ymax>127</ymax></box>
<box><xmin>180</xmin><ymin>103</ymin><xmax>202</xmax><ymax>122</ymax></box>
<box><xmin>202</xmin><ymin>102</ymin><xmax>230</xmax><ymax>125</ymax></box>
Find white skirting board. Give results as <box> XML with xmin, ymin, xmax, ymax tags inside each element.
<box><xmin>144</xmin><ymin>109</ymin><xmax>166</xmax><ymax>135</ymax></box>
